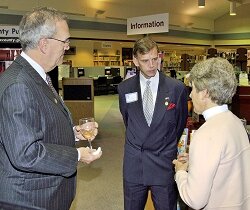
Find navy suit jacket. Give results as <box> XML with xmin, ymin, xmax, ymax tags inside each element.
<box><xmin>0</xmin><ymin>56</ymin><xmax>78</xmax><ymax>210</ymax></box>
<box><xmin>118</xmin><ymin>72</ymin><xmax>188</xmax><ymax>186</ymax></box>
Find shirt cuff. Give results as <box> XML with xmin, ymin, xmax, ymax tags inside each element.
<box><xmin>73</xmin><ymin>126</ymin><xmax>80</xmax><ymax>141</ymax></box>
<box><xmin>77</xmin><ymin>148</ymin><xmax>80</xmax><ymax>161</ymax></box>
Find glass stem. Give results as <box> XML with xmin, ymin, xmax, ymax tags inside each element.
<box><xmin>88</xmin><ymin>140</ymin><xmax>92</xmax><ymax>149</ymax></box>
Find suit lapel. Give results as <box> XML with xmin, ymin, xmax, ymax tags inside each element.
<box><xmin>129</xmin><ymin>73</ymin><xmax>169</xmax><ymax>129</ymax></box>
<box><xmin>16</xmin><ymin>56</ymin><xmax>72</xmax><ymax>123</ymax></box>
<box><xmin>128</xmin><ymin>74</ymin><xmax>149</xmax><ymax>128</ymax></box>
<box><xmin>151</xmin><ymin>73</ymin><xmax>170</xmax><ymax>127</ymax></box>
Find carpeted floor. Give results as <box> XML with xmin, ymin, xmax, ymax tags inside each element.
<box><xmin>69</xmin><ymin>94</ymin><xmax>190</xmax><ymax>210</ymax></box>
<box><xmin>70</xmin><ymin>94</ymin><xmax>125</xmax><ymax>210</ymax></box>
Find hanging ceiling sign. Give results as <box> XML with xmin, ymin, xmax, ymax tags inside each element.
<box><xmin>0</xmin><ymin>26</ymin><xmax>19</xmax><ymax>37</ymax></box>
<box><xmin>127</xmin><ymin>13</ymin><xmax>169</xmax><ymax>35</ymax></box>
<box><xmin>102</xmin><ymin>41</ymin><xmax>112</xmax><ymax>48</ymax></box>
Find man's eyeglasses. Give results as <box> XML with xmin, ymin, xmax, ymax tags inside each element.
<box><xmin>48</xmin><ymin>37</ymin><xmax>70</xmax><ymax>45</ymax></box>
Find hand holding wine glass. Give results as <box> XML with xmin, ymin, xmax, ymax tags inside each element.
<box><xmin>79</xmin><ymin>117</ymin><xmax>96</xmax><ymax>149</ymax></box>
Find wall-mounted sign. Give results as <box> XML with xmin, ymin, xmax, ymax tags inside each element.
<box><xmin>127</xmin><ymin>13</ymin><xmax>169</xmax><ymax>35</ymax></box>
<box><xmin>102</xmin><ymin>42</ymin><xmax>112</xmax><ymax>48</ymax></box>
<box><xmin>0</xmin><ymin>38</ymin><xmax>20</xmax><ymax>43</ymax></box>
<box><xmin>0</xmin><ymin>26</ymin><xmax>19</xmax><ymax>37</ymax></box>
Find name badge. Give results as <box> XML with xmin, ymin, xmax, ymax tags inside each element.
<box><xmin>125</xmin><ymin>92</ymin><xmax>138</xmax><ymax>103</ymax></box>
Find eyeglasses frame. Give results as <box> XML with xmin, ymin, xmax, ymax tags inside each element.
<box><xmin>47</xmin><ymin>37</ymin><xmax>70</xmax><ymax>45</ymax></box>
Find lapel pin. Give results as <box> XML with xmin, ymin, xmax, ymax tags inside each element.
<box><xmin>165</xmin><ymin>97</ymin><xmax>169</xmax><ymax>106</ymax></box>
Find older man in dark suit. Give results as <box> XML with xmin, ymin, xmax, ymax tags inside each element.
<box><xmin>118</xmin><ymin>37</ymin><xmax>188</xmax><ymax>210</ymax></box>
<box><xmin>0</xmin><ymin>7</ymin><xmax>101</xmax><ymax>210</ymax></box>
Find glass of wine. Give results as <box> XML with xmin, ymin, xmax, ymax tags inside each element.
<box><xmin>79</xmin><ymin>117</ymin><xmax>96</xmax><ymax>149</ymax></box>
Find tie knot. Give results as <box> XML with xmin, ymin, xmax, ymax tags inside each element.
<box><xmin>146</xmin><ymin>80</ymin><xmax>151</xmax><ymax>87</ymax></box>
<box><xmin>46</xmin><ymin>74</ymin><xmax>51</xmax><ymax>82</ymax></box>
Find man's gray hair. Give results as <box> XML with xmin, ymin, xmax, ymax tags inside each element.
<box><xmin>19</xmin><ymin>7</ymin><xmax>67</xmax><ymax>51</ymax></box>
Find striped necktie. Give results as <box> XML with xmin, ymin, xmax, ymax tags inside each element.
<box><xmin>46</xmin><ymin>74</ymin><xmax>59</xmax><ymax>98</ymax></box>
<box><xmin>46</xmin><ymin>73</ymin><xmax>73</xmax><ymax>125</ymax></box>
<box><xmin>143</xmin><ymin>80</ymin><xmax>154</xmax><ymax>126</ymax></box>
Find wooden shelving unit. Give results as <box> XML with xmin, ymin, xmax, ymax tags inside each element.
<box><xmin>123</xmin><ymin>59</ymin><xmax>133</xmax><ymax>66</ymax></box>
<box><xmin>93</xmin><ymin>54</ymin><xmax>121</xmax><ymax>66</ymax></box>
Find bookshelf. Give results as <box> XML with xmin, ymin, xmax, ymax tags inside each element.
<box><xmin>93</xmin><ymin>54</ymin><xmax>121</xmax><ymax>66</ymax></box>
<box><xmin>123</xmin><ymin>59</ymin><xmax>133</xmax><ymax>66</ymax></box>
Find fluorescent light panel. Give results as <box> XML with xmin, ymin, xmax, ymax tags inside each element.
<box><xmin>198</xmin><ymin>0</ymin><xmax>205</xmax><ymax>8</ymax></box>
<box><xmin>230</xmin><ymin>1</ymin><xmax>236</xmax><ymax>16</ymax></box>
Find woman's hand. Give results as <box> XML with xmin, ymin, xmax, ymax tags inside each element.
<box><xmin>172</xmin><ymin>159</ymin><xmax>189</xmax><ymax>172</ymax></box>
<box><xmin>173</xmin><ymin>153</ymin><xmax>189</xmax><ymax>172</ymax></box>
<box><xmin>178</xmin><ymin>152</ymin><xmax>189</xmax><ymax>163</ymax></box>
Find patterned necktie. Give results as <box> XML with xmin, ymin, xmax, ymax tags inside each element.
<box><xmin>46</xmin><ymin>73</ymin><xmax>73</xmax><ymax>125</ymax></box>
<box><xmin>143</xmin><ymin>80</ymin><xmax>154</xmax><ymax>126</ymax></box>
<box><xmin>46</xmin><ymin>74</ymin><xmax>59</xmax><ymax>98</ymax></box>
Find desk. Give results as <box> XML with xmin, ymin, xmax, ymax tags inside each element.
<box><xmin>231</xmin><ymin>86</ymin><xmax>250</xmax><ymax>124</ymax></box>
<box><xmin>93</xmin><ymin>77</ymin><xmax>113</xmax><ymax>85</ymax></box>
<box><xmin>93</xmin><ymin>76</ymin><xmax>118</xmax><ymax>95</ymax></box>
<box><xmin>62</xmin><ymin>77</ymin><xmax>94</xmax><ymax>125</ymax></box>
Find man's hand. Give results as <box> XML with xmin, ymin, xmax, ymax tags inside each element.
<box><xmin>77</xmin><ymin>146</ymin><xmax>102</xmax><ymax>164</ymax></box>
<box><xmin>74</xmin><ymin>122</ymin><xmax>98</xmax><ymax>141</ymax></box>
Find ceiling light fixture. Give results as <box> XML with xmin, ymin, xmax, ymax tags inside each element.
<box><xmin>230</xmin><ymin>1</ymin><xmax>237</xmax><ymax>15</ymax></box>
<box><xmin>198</xmin><ymin>0</ymin><xmax>205</xmax><ymax>8</ymax></box>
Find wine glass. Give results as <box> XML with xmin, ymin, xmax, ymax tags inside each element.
<box><xmin>79</xmin><ymin>117</ymin><xmax>96</xmax><ymax>149</ymax></box>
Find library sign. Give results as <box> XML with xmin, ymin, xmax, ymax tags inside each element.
<box><xmin>127</xmin><ymin>13</ymin><xmax>169</xmax><ymax>35</ymax></box>
<box><xmin>0</xmin><ymin>26</ymin><xmax>20</xmax><ymax>43</ymax></box>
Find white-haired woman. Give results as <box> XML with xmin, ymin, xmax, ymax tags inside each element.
<box><xmin>173</xmin><ymin>57</ymin><xmax>250</xmax><ymax>210</ymax></box>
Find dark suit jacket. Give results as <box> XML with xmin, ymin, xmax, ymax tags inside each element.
<box><xmin>118</xmin><ymin>72</ymin><xmax>188</xmax><ymax>186</ymax></box>
<box><xmin>0</xmin><ymin>56</ymin><xmax>78</xmax><ymax>210</ymax></box>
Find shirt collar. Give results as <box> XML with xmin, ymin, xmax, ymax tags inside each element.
<box><xmin>202</xmin><ymin>104</ymin><xmax>229</xmax><ymax>121</ymax></box>
<box><xmin>21</xmin><ymin>52</ymin><xmax>47</xmax><ymax>82</ymax></box>
<box><xmin>139</xmin><ymin>70</ymin><xmax>159</xmax><ymax>86</ymax></box>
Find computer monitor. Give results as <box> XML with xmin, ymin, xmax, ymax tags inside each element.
<box><xmin>105</xmin><ymin>67</ymin><xmax>120</xmax><ymax>77</ymax></box>
<box><xmin>63</xmin><ymin>85</ymin><xmax>92</xmax><ymax>100</ymax></box>
<box><xmin>77</xmin><ymin>67</ymin><xmax>85</xmax><ymax>77</ymax></box>
<box><xmin>125</xmin><ymin>67</ymin><xmax>137</xmax><ymax>79</ymax></box>
<box><xmin>105</xmin><ymin>67</ymin><xmax>112</xmax><ymax>76</ymax></box>
<box><xmin>110</xmin><ymin>68</ymin><xmax>120</xmax><ymax>76</ymax></box>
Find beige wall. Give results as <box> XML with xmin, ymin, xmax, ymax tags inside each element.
<box><xmin>64</xmin><ymin>39</ymin><xmax>125</xmax><ymax>68</ymax></box>
<box><xmin>63</xmin><ymin>13</ymin><xmax>250</xmax><ymax>68</ymax></box>
<box><xmin>66</xmin><ymin>29</ymin><xmax>214</xmax><ymax>68</ymax></box>
<box><xmin>64</xmin><ymin>40</ymin><xmax>93</xmax><ymax>67</ymax></box>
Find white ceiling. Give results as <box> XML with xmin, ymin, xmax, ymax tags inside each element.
<box><xmin>1</xmin><ymin>0</ymin><xmax>250</xmax><ymax>53</ymax></box>
<box><xmin>1</xmin><ymin>0</ymin><xmax>250</xmax><ymax>35</ymax></box>
<box><xmin>0</xmin><ymin>0</ymin><xmax>249</xmax><ymax>22</ymax></box>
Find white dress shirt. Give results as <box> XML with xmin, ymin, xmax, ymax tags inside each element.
<box><xmin>21</xmin><ymin>52</ymin><xmax>47</xmax><ymax>83</ymax></box>
<box><xmin>139</xmin><ymin>70</ymin><xmax>159</xmax><ymax>109</ymax></box>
